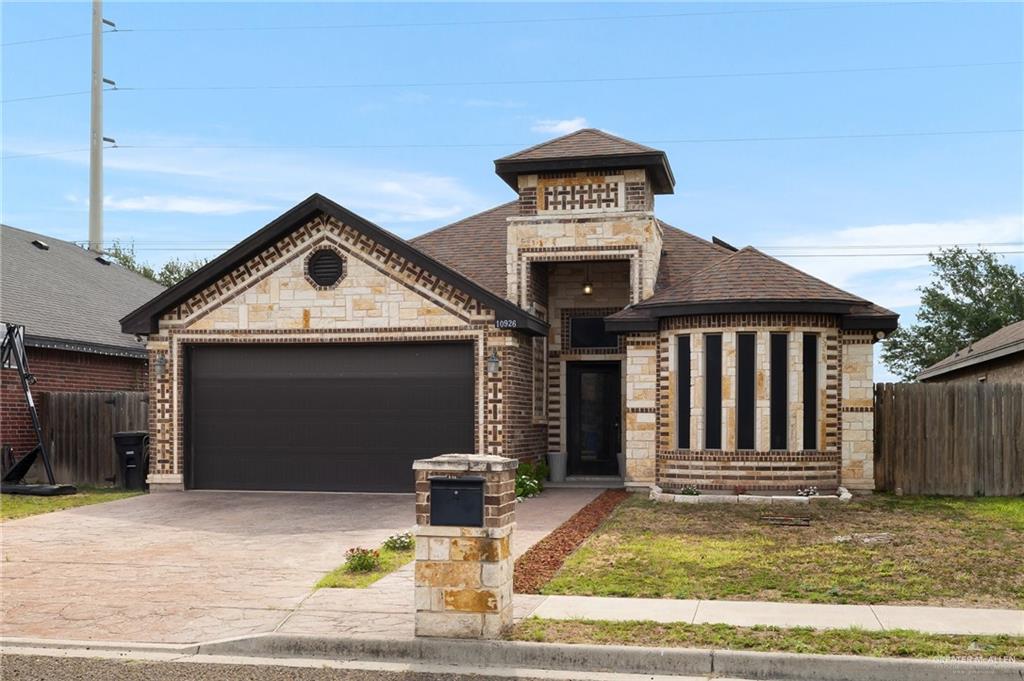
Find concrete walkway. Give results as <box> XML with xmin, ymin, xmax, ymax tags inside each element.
<box><xmin>520</xmin><ymin>594</ymin><xmax>1024</xmax><ymax>637</ymax></box>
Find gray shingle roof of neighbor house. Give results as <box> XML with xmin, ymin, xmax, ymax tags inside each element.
<box><xmin>493</xmin><ymin>128</ymin><xmax>676</xmax><ymax>194</ymax></box>
<box><xmin>917</xmin><ymin>319</ymin><xmax>1024</xmax><ymax>381</ymax></box>
<box><xmin>0</xmin><ymin>224</ymin><xmax>165</xmax><ymax>357</ymax></box>
<box><xmin>119</xmin><ymin>193</ymin><xmax>549</xmax><ymax>336</ymax></box>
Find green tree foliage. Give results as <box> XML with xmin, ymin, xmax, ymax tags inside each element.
<box><xmin>104</xmin><ymin>241</ymin><xmax>207</xmax><ymax>288</ymax></box>
<box><xmin>881</xmin><ymin>247</ymin><xmax>1024</xmax><ymax>381</ymax></box>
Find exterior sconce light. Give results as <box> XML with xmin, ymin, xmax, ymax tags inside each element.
<box><xmin>154</xmin><ymin>354</ymin><xmax>168</xmax><ymax>378</ymax></box>
<box><xmin>582</xmin><ymin>262</ymin><xmax>593</xmax><ymax>295</ymax></box>
<box><xmin>486</xmin><ymin>350</ymin><xmax>501</xmax><ymax>376</ymax></box>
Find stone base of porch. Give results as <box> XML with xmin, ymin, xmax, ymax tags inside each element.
<box><xmin>656</xmin><ymin>449</ymin><xmax>840</xmax><ymax>493</ymax></box>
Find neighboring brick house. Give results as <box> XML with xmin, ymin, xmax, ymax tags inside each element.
<box><xmin>0</xmin><ymin>225</ymin><xmax>165</xmax><ymax>457</ymax></box>
<box><xmin>121</xmin><ymin>129</ymin><xmax>897</xmax><ymax>494</ymax></box>
<box><xmin>918</xmin><ymin>319</ymin><xmax>1024</xmax><ymax>383</ymax></box>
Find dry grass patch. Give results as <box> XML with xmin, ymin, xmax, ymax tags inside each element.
<box><xmin>1</xmin><ymin>487</ymin><xmax>142</xmax><ymax>521</ymax></box>
<box><xmin>541</xmin><ymin>494</ymin><xmax>1024</xmax><ymax>607</ymax></box>
<box><xmin>513</xmin><ymin>618</ymin><xmax>1024</xmax><ymax>660</ymax></box>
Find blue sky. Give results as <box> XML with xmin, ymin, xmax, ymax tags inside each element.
<box><xmin>3</xmin><ymin>2</ymin><xmax>1023</xmax><ymax>380</ymax></box>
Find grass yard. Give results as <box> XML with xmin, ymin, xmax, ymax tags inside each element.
<box><xmin>513</xmin><ymin>618</ymin><xmax>1024</xmax><ymax>660</ymax></box>
<box><xmin>315</xmin><ymin>546</ymin><xmax>414</xmax><ymax>589</ymax></box>
<box><xmin>541</xmin><ymin>494</ymin><xmax>1024</xmax><ymax>608</ymax></box>
<box><xmin>0</xmin><ymin>487</ymin><xmax>142</xmax><ymax>521</ymax></box>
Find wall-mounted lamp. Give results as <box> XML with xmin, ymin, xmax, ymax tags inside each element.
<box><xmin>154</xmin><ymin>354</ymin><xmax>168</xmax><ymax>378</ymax></box>
<box><xmin>486</xmin><ymin>350</ymin><xmax>501</xmax><ymax>376</ymax></box>
<box><xmin>582</xmin><ymin>262</ymin><xmax>594</xmax><ymax>296</ymax></box>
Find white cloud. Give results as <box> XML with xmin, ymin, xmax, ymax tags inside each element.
<box><xmin>104</xmin><ymin>195</ymin><xmax>274</xmax><ymax>215</ymax></box>
<box><xmin>29</xmin><ymin>133</ymin><xmax>484</xmax><ymax>224</ymax></box>
<box><xmin>531</xmin><ymin>117</ymin><xmax>588</xmax><ymax>135</ymax></box>
<box><xmin>765</xmin><ymin>215</ymin><xmax>1024</xmax><ymax>310</ymax></box>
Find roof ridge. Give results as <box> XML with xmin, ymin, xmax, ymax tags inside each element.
<box><xmin>410</xmin><ymin>201</ymin><xmax>516</xmax><ymax>243</ymax></box>
<box><xmin>737</xmin><ymin>246</ymin><xmax>868</xmax><ymax>303</ymax></box>
<box><xmin>657</xmin><ymin>219</ymin><xmax>734</xmax><ymax>255</ymax></box>
<box><xmin>498</xmin><ymin>128</ymin><xmax>656</xmax><ymax>161</ymax></box>
<box><xmin>585</xmin><ymin>127</ymin><xmax>657</xmax><ymax>152</ymax></box>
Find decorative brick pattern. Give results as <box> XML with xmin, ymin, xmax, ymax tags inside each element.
<box><xmin>657</xmin><ymin>449</ymin><xmax>841</xmax><ymax>492</ymax></box>
<box><xmin>301</xmin><ymin>244</ymin><xmax>347</xmax><ymax>290</ymax></box>
<box><xmin>540</xmin><ymin>176</ymin><xmax>623</xmax><ymax>213</ymax></box>
<box><xmin>145</xmin><ymin>215</ymin><xmax>550</xmax><ymax>487</ymax></box>
<box><xmin>654</xmin><ymin>313</ymin><xmax>871</xmax><ymax>494</ymax></box>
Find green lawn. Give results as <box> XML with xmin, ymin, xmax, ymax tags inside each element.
<box><xmin>315</xmin><ymin>547</ymin><xmax>414</xmax><ymax>589</ymax></box>
<box><xmin>1</xmin><ymin>487</ymin><xmax>142</xmax><ymax>521</ymax></box>
<box><xmin>540</xmin><ymin>494</ymin><xmax>1024</xmax><ymax>607</ymax></box>
<box><xmin>513</xmin><ymin>618</ymin><xmax>1024</xmax><ymax>660</ymax></box>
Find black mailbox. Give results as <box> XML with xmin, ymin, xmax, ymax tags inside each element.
<box><xmin>430</xmin><ymin>476</ymin><xmax>484</xmax><ymax>527</ymax></box>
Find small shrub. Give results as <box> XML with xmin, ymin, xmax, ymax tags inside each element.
<box><xmin>344</xmin><ymin>547</ymin><xmax>381</xmax><ymax>573</ymax></box>
<box><xmin>733</xmin><ymin>485</ymin><xmax>749</xmax><ymax>496</ymax></box>
<box><xmin>679</xmin><ymin>484</ymin><xmax>701</xmax><ymax>496</ymax></box>
<box><xmin>382</xmin><ymin>532</ymin><xmax>415</xmax><ymax>552</ymax></box>
<box><xmin>516</xmin><ymin>460</ymin><xmax>547</xmax><ymax>499</ymax></box>
<box><xmin>516</xmin><ymin>474</ymin><xmax>541</xmax><ymax>499</ymax></box>
<box><xmin>796</xmin><ymin>486</ymin><xmax>819</xmax><ymax>497</ymax></box>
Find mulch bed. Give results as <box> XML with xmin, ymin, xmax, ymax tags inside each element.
<box><xmin>514</xmin><ymin>488</ymin><xmax>631</xmax><ymax>594</ymax></box>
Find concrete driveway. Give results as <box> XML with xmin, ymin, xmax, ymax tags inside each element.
<box><xmin>0</xmin><ymin>488</ymin><xmax>600</xmax><ymax>644</ymax></box>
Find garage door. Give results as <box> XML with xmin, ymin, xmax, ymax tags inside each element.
<box><xmin>187</xmin><ymin>343</ymin><xmax>474</xmax><ymax>492</ymax></box>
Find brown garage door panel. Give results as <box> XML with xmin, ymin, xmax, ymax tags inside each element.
<box><xmin>188</xmin><ymin>343</ymin><xmax>474</xmax><ymax>492</ymax></box>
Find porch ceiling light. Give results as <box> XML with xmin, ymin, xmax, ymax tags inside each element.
<box><xmin>583</xmin><ymin>262</ymin><xmax>594</xmax><ymax>295</ymax></box>
<box><xmin>486</xmin><ymin>350</ymin><xmax>501</xmax><ymax>376</ymax></box>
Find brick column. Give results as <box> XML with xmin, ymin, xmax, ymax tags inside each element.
<box><xmin>841</xmin><ymin>335</ymin><xmax>875</xmax><ymax>491</ymax></box>
<box><xmin>625</xmin><ymin>333</ymin><xmax>657</xmax><ymax>486</ymax></box>
<box><xmin>413</xmin><ymin>454</ymin><xmax>516</xmax><ymax>639</ymax></box>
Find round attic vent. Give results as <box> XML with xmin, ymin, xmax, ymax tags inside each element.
<box><xmin>306</xmin><ymin>248</ymin><xmax>345</xmax><ymax>288</ymax></box>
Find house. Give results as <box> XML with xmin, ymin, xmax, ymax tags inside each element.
<box><xmin>120</xmin><ymin>129</ymin><xmax>897</xmax><ymax>494</ymax></box>
<box><xmin>917</xmin><ymin>319</ymin><xmax>1024</xmax><ymax>383</ymax></box>
<box><xmin>0</xmin><ymin>225</ymin><xmax>165</xmax><ymax>457</ymax></box>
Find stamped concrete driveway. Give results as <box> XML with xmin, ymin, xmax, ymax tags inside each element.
<box><xmin>1</xmin><ymin>492</ymin><xmax>415</xmax><ymax>643</ymax></box>
<box><xmin>1</xmin><ymin>488</ymin><xmax>600</xmax><ymax>644</ymax></box>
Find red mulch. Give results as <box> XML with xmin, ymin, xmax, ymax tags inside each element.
<box><xmin>514</xmin><ymin>489</ymin><xmax>630</xmax><ymax>594</ymax></box>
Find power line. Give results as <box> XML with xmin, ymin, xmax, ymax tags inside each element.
<box><xmin>0</xmin><ymin>2</ymin><xmax>942</xmax><ymax>48</ymax></box>
<box><xmin>99</xmin><ymin>3</ymin><xmax>915</xmax><ymax>35</ymax></box>
<box><xmin>7</xmin><ymin>60</ymin><xmax>1019</xmax><ymax>105</ymax></box>
<box><xmin>4</xmin><ymin>128</ymin><xmax>1022</xmax><ymax>161</ymax></box>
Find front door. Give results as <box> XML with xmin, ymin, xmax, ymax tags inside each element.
<box><xmin>566</xmin><ymin>362</ymin><xmax>621</xmax><ymax>476</ymax></box>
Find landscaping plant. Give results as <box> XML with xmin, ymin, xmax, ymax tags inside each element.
<box><xmin>344</xmin><ymin>547</ymin><xmax>382</xmax><ymax>573</ymax></box>
<box><xmin>516</xmin><ymin>460</ymin><xmax>549</xmax><ymax>499</ymax></box>
<box><xmin>382</xmin><ymin>532</ymin><xmax>415</xmax><ymax>552</ymax></box>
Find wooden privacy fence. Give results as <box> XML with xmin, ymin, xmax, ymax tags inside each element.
<box><xmin>38</xmin><ymin>391</ymin><xmax>148</xmax><ymax>486</ymax></box>
<box><xmin>874</xmin><ymin>382</ymin><xmax>1024</xmax><ymax>496</ymax></box>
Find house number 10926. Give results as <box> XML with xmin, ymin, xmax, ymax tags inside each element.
<box><xmin>494</xmin><ymin>319</ymin><xmax>518</xmax><ymax>329</ymax></box>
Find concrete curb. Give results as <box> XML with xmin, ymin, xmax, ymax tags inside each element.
<box><xmin>196</xmin><ymin>633</ymin><xmax>1024</xmax><ymax>681</ymax></box>
<box><xmin>4</xmin><ymin>634</ymin><xmax>1022</xmax><ymax>681</ymax></box>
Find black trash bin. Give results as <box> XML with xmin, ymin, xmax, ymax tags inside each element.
<box><xmin>113</xmin><ymin>431</ymin><xmax>149</xmax><ymax>491</ymax></box>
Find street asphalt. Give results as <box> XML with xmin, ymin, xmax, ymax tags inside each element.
<box><xmin>0</xmin><ymin>655</ymin><xmax>551</xmax><ymax>681</ymax></box>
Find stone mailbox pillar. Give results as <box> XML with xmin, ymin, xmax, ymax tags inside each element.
<box><xmin>413</xmin><ymin>454</ymin><xmax>517</xmax><ymax>639</ymax></box>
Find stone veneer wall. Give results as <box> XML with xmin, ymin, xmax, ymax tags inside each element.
<box><xmin>624</xmin><ymin>332</ymin><xmax>659</xmax><ymax>486</ymax></box>
<box><xmin>507</xmin><ymin>169</ymin><xmax>662</xmax><ymax>308</ymax></box>
<box><xmin>647</xmin><ymin>314</ymin><xmax>877</xmax><ymax>493</ymax></box>
<box><xmin>840</xmin><ymin>330</ymin><xmax>875</xmax><ymax>491</ymax></box>
<box><xmin>145</xmin><ymin>214</ymin><xmax>545</xmax><ymax>488</ymax></box>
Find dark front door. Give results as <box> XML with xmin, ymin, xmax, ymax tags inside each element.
<box><xmin>566</xmin><ymin>362</ymin><xmax>621</xmax><ymax>476</ymax></box>
<box><xmin>186</xmin><ymin>343</ymin><xmax>474</xmax><ymax>492</ymax></box>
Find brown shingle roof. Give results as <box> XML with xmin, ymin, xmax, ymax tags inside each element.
<box><xmin>498</xmin><ymin>129</ymin><xmax>658</xmax><ymax>161</ymax></box>
<box><xmin>410</xmin><ymin>202</ymin><xmax>515</xmax><ymax>297</ymax></box>
<box><xmin>640</xmin><ymin>246</ymin><xmax>869</xmax><ymax>307</ymax></box>
<box><xmin>918</xmin><ymin>319</ymin><xmax>1024</xmax><ymax>380</ymax></box>
<box><xmin>411</xmin><ymin>207</ymin><xmax>732</xmax><ymax>301</ymax></box>
<box><xmin>494</xmin><ymin>129</ymin><xmax>675</xmax><ymax>194</ymax></box>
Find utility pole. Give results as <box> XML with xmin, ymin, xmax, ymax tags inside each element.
<box><xmin>88</xmin><ymin>0</ymin><xmax>103</xmax><ymax>253</ymax></box>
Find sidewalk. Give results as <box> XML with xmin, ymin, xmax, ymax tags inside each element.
<box><xmin>519</xmin><ymin>594</ymin><xmax>1024</xmax><ymax>636</ymax></box>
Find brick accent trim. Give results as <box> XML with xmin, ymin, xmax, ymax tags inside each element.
<box><xmin>657</xmin><ymin>449</ymin><xmax>841</xmax><ymax>492</ymax></box>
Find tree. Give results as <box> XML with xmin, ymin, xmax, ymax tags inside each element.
<box><xmin>104</xmin><ymin>241</ymin><xmax>208</xmax><ymax>288</ymax></box>
<box><xmin>881</xmin><ymin>247</ymin><xmax>1024</xmax><ymax>381</ymax></box>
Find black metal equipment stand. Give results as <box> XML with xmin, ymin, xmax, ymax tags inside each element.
<box><xmin>0</xmin><ymin>323</ymin><xmax>76</xmax><ymax>496</ymax></box>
